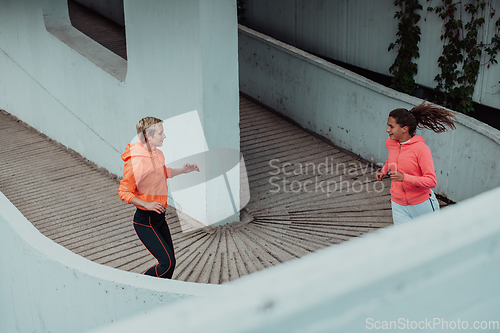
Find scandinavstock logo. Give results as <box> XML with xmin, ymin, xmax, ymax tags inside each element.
<box><xmin>130</xmin><ymin>111</ymin><xmax>250</xmax><ymax>232</ymax></box>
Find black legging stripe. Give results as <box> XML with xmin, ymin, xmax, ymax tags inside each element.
<box><xmin>133</xmin><ymin>209</ymin><xmax>176</xmax><ymax>279</ymax></box>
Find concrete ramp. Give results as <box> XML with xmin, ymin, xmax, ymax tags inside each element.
<box><xmin>0</xmin><ymin>190</ymin><xmax>221</xmax><ymax>333</ymax></box>
<box><xmin>86</xmin><ymin>186</ymin><xmax>500</xmax><ymax>333</ymax></box>
<box><xmin>0</xmin><ymin>96</ymin><xmax>392</xmax><ymax>285</ymax></box>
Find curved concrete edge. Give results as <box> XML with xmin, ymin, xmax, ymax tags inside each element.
<box><xmin>0</xmin><ymin>191</ymin><xmax>224</xmax><ymax>333</ymax></box>
<box><xmin>42</xmin><ymin>0</ymin><xmax>127</xmax><ymax>82</ymax></box>
<box><xmin>238</xmin><ymin>25</ymin><xmax>500</xmax><ymax>202</ymax></box>
<box><xmin>238</xmin><ymin>25</ymin><xmax>500</xmax><ymax>147</ymax></box>
<box><xmin>46</xmin><ymin>25</ymin><xmax>128</xmax><ymax>81</ymax></box>
<box><xmin>85</xmin><ymin>186</ymin><xmax>500</xmax><ymax>333</ymax></box>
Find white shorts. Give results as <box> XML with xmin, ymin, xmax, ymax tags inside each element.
<box><xmin>391</xmin><ymin>191</ymin><xmax>440</xmax><ymax>225</ymax></box>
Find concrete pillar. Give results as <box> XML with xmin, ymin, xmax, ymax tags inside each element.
<box><xmin>0</xmin><ymin>0</ymin><xmax>243</xmax><ymax>227</ymax></box>
<box><xmin>123</xmin><ymin>0</ymin><xmax>242</xmax><ymax>226</ymax></box>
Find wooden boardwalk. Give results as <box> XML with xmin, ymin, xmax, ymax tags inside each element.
<box><xmin>0</xmin><ymin>96</ymin><xmax>393</xmax><ymax>284</ymax></box>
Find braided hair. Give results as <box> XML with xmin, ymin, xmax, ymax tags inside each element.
<box><xmin>389</xmin><ymin>102</ymin><xmax>456</xmax><ymax>136</ymax></box>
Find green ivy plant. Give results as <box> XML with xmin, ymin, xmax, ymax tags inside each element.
<box><xmin>427</xmin><ymin>0</ymin><xmax>500</xmax><ymax>113</ymax></box>
<box><xmin>389</xmin><ymin>0</ymin><xmax>500</xmax><ymax>113</ymax></box>
<box><xmin>388</xmin><ymin>0</ymin><xmax>423</xmax><ymax>95</ymax></box>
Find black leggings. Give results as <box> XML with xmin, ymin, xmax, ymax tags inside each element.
<box><xmin>133</xmin><ymin>209</ymin><xmax>176</xmax><ymax>279</ymax></box>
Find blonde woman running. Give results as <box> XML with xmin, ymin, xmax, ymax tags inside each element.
<box><xmin>119</xmin><ymin>117</ymin><xmax>199</xmax><ymax>278</ymax></box>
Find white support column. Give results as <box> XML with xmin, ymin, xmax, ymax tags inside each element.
<box><xmin>124</xmin><ymin>0</ymin><xmax>242</xmax><ymax>226</ymax></box>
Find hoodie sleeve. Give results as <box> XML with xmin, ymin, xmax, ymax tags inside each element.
<box><xmin>380</xmin><ymin>138</ymin><xmax>391</xmax><ymax>174</ymax></box>
<box><xmin>118</xmin><ymin>158</ymin><xmax>137</xmax><ymax>204</ymax></box>
<box><xmin>380</xmin><ymin>157</ymin><xmax>389</xmax><ymax>174</ymax></box>
<box><xmin>164</xmin><ymin>166</ymin><xmax>173</xmax><ymax>179</ymax></box>
<box><xmin>403</xmin><ymin>145</ymin><xmax>437</xmax><ymax>188</ymax></box>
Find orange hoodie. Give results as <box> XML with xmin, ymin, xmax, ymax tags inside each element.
<box><xmin>118</xmin><ymin>142</ymin><xmax>172</xmax><ymax>210</ymax></box>
<box><xmin>380</xmin><ymin>135</ymin><xmax>437</xmax><ymax>206</ymax></box>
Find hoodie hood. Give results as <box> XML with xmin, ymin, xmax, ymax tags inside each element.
<box><xmin>118</xmin><ymin>142</ymin><xmax>170</xmax><ymax>208</ymax></box>
<box><xmin>386</xmin><ymin>135</ymin><xmax>426</xmax><ymax>147</ymax></box>
<box><xmin>121</xmin><ymin>142</ymin><xmax>156</xmax><ymax>162</ymax></box>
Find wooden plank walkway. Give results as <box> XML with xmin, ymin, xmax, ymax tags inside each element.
<box><xmin>0</xmin><ymin>2</ymin><xmax>395</xmax><ymax>284</ymax></box>
<box><xmin>0</xmin><ymin>97</ymin><xmax>393</xmax><ymax>284</ymax></box>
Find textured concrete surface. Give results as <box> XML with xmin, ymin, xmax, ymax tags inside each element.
<box><xmin>85</xmin><ymin>186</ymin><xmax>500</xmax><ymax>333</ymax></box>
<box><xmin>0</xmin><ymin>2</ymin><xmax>395</xmax><ymax>284</ymax></box>
<box><xmin>239</xmin><ymin>25</ymin><xmax>500</xmax><ymax>203</ymax></box>
<box><xmin>0</xmin><ymin>96</ymin><xmax>393</xmax><ymax>284</ymax></box>
<box><xmin>0</xmin><ymin>190</ymin><xmax>223</xmax><ymax>333</ymax></box>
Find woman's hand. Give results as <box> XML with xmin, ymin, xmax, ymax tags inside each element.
<box><xmin>182</xmin><ymin>163</ymin><xmax>200</xmax><ymax>173</ymax></box>
<box><xmin>143</xmin><ymin>201</ymin><xmax>166</xmax><ymax>214</ymax></box>
<box><xmin>389</xmin><ymin>170</ymin><xmax>405</xmax><ymax>182</ymax></box>
<box><xmin>375</xmin><ymin>172</ymin><xmax>385</xmax><ymax>181</ymax></box>
<box><xmin>131</xmin><ymin>197</ymin><xmax>165</xmax><ymax>213</ymax></box>
<box><xmin>171</xmin><ymin>164</ymin><xmax>200</xmax><ymax>177</ymax></box>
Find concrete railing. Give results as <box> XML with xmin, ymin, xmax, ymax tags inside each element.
<box><xmin>86</xmin><ymin>187</ymin><xmax>500</xmax><ymax>333</ymax></box>
<box><xmin>0</xmin><ymin>192</ymin><xmax>223</xmax><ymax>333</ymax></box>
<box><xmin>238</xmin><ymin>25</ymin><xmax>500</xmax><ymax>203</ymax></box>
<box><xmin>2</xmin><ymin>169</ymin><xmax>500</xmax><ymax>333</ymax></box>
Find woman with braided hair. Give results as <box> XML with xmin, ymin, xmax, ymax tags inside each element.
<box><xmin>375</xmin><ymin>102</ymin><xmax>456</xmax><ymax>225</ymax></box>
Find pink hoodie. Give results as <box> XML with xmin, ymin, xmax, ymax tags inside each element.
<box><xmin>380</xmin><ymin>135</ymin><xmax>437</xmax><ymax>205</ymax></box>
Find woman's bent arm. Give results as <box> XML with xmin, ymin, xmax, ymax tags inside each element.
<box><xmin>130</xmin><ymin>197</ymin><xmax>166</xmax><ymax>214</ymax></box>
<box><xmin>170</xmin><ymin>163</ymin><xmax>200</xmax><ymax>177</ymax></box>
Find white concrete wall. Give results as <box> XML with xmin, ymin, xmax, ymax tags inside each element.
<box><xmin>243</xmin><ymin>0</ymin><xmax>500</xmax><ymax>110</ymax></box>
<box><xmin>85</xmin><ymin>187</ymin><xmax>500</xmax><ymax>333</ymax></box>
<box><xmin>0</xmin><ymin>0</ymin><xmax>241</xmax><ymax>226</ymax></box>
<box><xmin>238</xmin><ymin>26</ymin><xmax>500</xmax><ymax>203</ymax></box>
<box><xmin>0</xmin><ymin>191</ymin><xmax>223</xmax><ymax>333</ymax></box>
